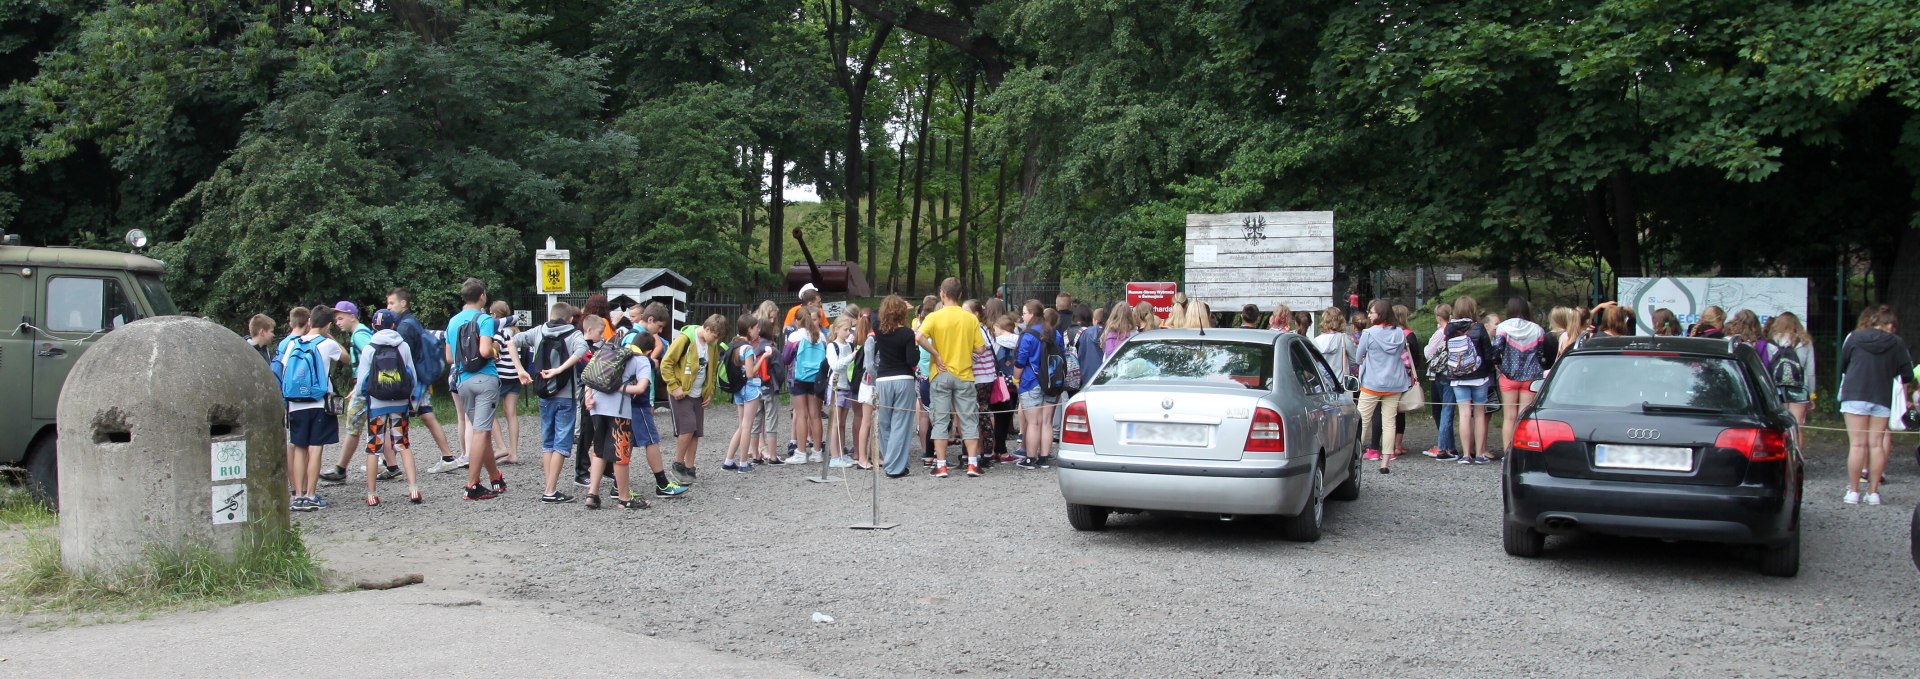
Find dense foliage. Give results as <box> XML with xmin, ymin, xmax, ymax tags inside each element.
<box><xmin>0</xmin><ymin>0</ymin><xmax>1914</xmax><ymax>327</ymax></box>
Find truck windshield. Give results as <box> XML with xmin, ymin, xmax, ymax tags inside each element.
<box><xmin>136</xmin><ymin>275</ymin><xmax>178</xmax><ymax>316</ymax></box>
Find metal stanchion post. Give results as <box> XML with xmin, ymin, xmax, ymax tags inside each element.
<box><xmin>850</xmin><ymin>419</ymin><xmax>896</xmax><ymax>530</ymax></box>
<box><xmin>805</xmin><ymin>450</ymin><xmax>841</xmax><ymax>484</ymax></box>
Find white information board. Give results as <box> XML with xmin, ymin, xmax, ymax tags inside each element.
<box><xmin>211</xmin><ymin>440</ymin><xmax>246</xmax><ymax>481</ymax></box>
<box><xmin>1184</xmin><ymin>212</ymin><xmax>1335</xmax><ymax>313</ymax></box>
<box><xmin>1619</xmin><ymin>277</ymin><xmax>1808</xmax><ymax>335</ymax></box>
<box><xmin>212</xmin><ymin>484</ymin><xmax>248</xmax><ymax>525</ymax></box>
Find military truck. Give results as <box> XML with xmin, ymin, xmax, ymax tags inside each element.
<box><xmin>1</xmin><ymin>229</ymin><xmax>177</xmax><ymax>506</ymax></box>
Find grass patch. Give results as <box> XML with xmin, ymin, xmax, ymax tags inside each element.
<box><xmin>0</xmin><ymin>487</ymin><xmax>56</xmax><ymax>529</ymax></box>
<box><xmin>2</xmin><ymin>524</ymin><xmax>326</xmax><ymax>615</ymax></box>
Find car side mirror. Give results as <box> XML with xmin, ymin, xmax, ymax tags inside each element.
<box><xmin>1528</xmin><ymin>380</ymin><xmax>1542</xmax><ymax>394</ymax></box>
<box><xmin>1342</xmin><ymin>375</ymin><xmax>1359</xmax><ymax>393</ymax></box>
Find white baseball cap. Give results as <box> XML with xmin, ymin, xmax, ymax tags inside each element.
<box><xmin>799</xmin><ymin>283</ymin><xmax>819</xmax><ymax>295</ymax></box>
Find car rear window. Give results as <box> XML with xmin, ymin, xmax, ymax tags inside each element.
<box><xmin>1540</xmin><ymin>354</ymin><xmax>1752</xmax><ymax>412</ymax></box>
<box><xmin>1093</xmin><ymin>340</ymin><xmax>1273</xmax><ymax>390</ymax></box>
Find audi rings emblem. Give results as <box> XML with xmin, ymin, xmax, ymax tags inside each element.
<box><xmin>1625</xmin><ymin>428</ymin><xmax>1661</xmax><ymax>440</ymax></box>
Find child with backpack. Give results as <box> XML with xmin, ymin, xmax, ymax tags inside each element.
<box><xmin>1437</xmin><ymin>296</ymin><xmax>1498</xmax><ymax>465</ymax></box>
<box><xmin>511</xmin><ymin>302</ymin><xmax>589</xmax><ymax>503</ymax></box>
<box><xmin>1493</xmin><ymin>298</ymin><xmax>1551</xmax><ymax>455</ymax></box>
<box><xmin>581</xmin><ymin>328</ymin><xmax>653</xmax><ymax>511</ymax></box>
<box><xmin>722</xmin><ymin>314</ymin><xmax>767</xmax><ymax>473</ymax></box>
<box><xmin>353</xmin><ymin>310</ymin><xmax>423</xmax><ymax>506</ymax></box>
<box><xmin>1764</xmin><ymin>312</ymin><xmax>1815</xmax><ymax>446</ymax></box>
<box><xmin>784</xmin><ymin>307</ymin><xmax>828</xmax><ymax>464</ymax></box>
<box><xmin>489</xmin><ymin>301</ymin><xmax>523</xmax><ymax>465</ymax></box>
<box><xmin>617</xmin><ymin>305</ymin><xmax>688</xmax><ymax>498</ymax></box>
<box><xmin>825</xmin><ymin>313</ymin><xmax>860</xmax><ymax>468</ymax></box>
<box><xmin>446</xmin><ymin>278</ymin><xmax>505</xmax><ymax>501</ymax></box>
<box><xmin>754</xmin><ymin>318</ymin><xmax>784</xmax><ymax>465</ymax></box>
<box><xmin>661</xmin><ymin>314</ymin><xmax>730</xmax><ymax>483</ymax></box>
<box><xmin>571</xmin><ymin>313</ymin><xmax>609</xmax><ymax>487</ymax></box>
<box><xmin>322</xmin><ymin>302</ymin><xmax>393</xmax><ymax>487</ymax></box>
<box><xmin>1014</xmin><ymin>300</ymin><xmax>1065</xmax><ymax>470</ymax></box>
<box><xmin>280</xmin><ymin>305</ymin><xmax>344</xmax><ymax>511</ymax></box>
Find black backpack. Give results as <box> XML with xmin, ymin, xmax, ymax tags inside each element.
<box><xmin>718</xmin><ymin>342</ymin><xmax>748</xmax><ymax>394</ymax></box>
<box><xmin>456</xmin><ymin>314</ymin><xmax>488</xmax><ymax>374</ymax></box>
<box><xmin>532</xmin><ymin>328</ymin><xmax>578</xmax><ymax>399</ymax></box>
<box><xmin>1761</xmin><ymin>341</ymin><xmax>1805</xmax><ymax>390</ymax></box>
<box><xmin>367</xmin><ymin>344</ymin><xmax>414</xmax><ymax>401</ymax></box>
<box><xmin>1029</xmin><ymin>328</ymin><xmax>1071</xmax><ymax>397</ymax></box>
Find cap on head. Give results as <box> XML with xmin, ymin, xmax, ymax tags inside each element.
<box><xmin>371</xmin><ymin>309</ymin><xmax>399</xmax><ymax>330</ymax></box>
<box><xmin>799</xmin><ymin>283</ymin><xmax>818</xmax><ymax>295</ymax></box>
<box><xmin>333</xmin><ymin>301</ymin><xmax>360</xmax><ymax>317</ymax></box>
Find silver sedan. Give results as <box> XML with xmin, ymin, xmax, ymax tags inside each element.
<box><xmin>1055</xmin><ymin>329</ymin><xmax>1363</xmax><ymax>541</ymax></box>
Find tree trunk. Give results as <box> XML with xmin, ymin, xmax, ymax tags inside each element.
<box><xmin>958</xmin><ymin>72</ymin><xmax>976</xmax><ymax>296</ymax></box>
<box><xmin>866</xmin><ymin>157</ymin><xmax>877</xmax><ymax>275</ymax></box>
<box><xmin>1888</xmin><ymin>218</ymin><xmax>1920</xmax><ymax>358</ymax></box>
<box><xmin>992</xmin><ymin>152</ymin><xmax>1009</xmax><ymax>295</ymax></box>
<box><xmin>1002</xmin><ymin>137</ymin><xmax>1042</xmax><ymax>289</ymax></box>
<box><xmin>1607</xmin><ymin>170</ymin><xmax>1642</xmax><ymax>278</ymax></box>
<box><xmin>888</xmin><ymin>91</ymin><xmax>912</xmax><ymax>292</ymax></box>
<box><xmin>905</xmin><ymin>70</ymin><xmax>935</xmax><ymax>295</ymax></box>
<box><xmin>770</xmin><ymin>152</ymin><xmax>785</xmax><ymax>278</ymax></box>
<box><xmin>937</xmin><ymin>138</ymin><xmax>951</xmax><ymax>284</ymax></box>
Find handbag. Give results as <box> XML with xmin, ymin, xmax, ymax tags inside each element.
<box><xmin>991</xmin><ymin>375</ymin><xmax>1012</xmax><ymax>404</ymax></box>
<box><xmin>1894</xmin><ymin>378</ymin><xmax>1912</xmax><ymax>432</ymax></box>
<box><xmin>1399</xmin><ymin>381</ymin><xmax>1424</xmax><ymax>413</ymax></box>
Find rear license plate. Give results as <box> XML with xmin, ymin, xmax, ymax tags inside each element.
<box><xmin>1123</xmin><ymin>422</ymin><xmax>1210</xmax><ymax>447</ymax></box>
<box><xmin>1593</xmin><ymin>444</ymin><xmax>1692</xmax><ymax>472</ymax></box>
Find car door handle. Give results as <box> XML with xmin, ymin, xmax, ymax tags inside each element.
<box><xmin>37</xmin><ymin>345</ymin><xmax>65</xmax><ymax>358</ymax></box>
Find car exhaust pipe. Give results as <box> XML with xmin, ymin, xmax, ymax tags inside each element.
<box><xmin>1218</xmin><ymin>514</ymin><xmax>1236</xmax><ymax>522</ymax></box>
<box><xmin>1542</xmin><ymin>515</ymin><xmax>1579</xmax><ymax>531</ymax></box>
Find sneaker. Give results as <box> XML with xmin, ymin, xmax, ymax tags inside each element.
<box><xmin>933</xmin><ymin>463</ymin><xmax>950</xmax><ymax>478</ymax></box>
<box><xmin>408</xmin><ymin>487</ymin><xmax>422</xmax><ymax>504</ymax></box>
<box><xmin>721</xmin><ymin>460</ymin><xmax>738</xmax><ymax>471</ymax></box>
<box><xmin>490</xmin><ymin>476</ymin><xmax>507</xmax><ymax>494</ymax></box>
<box><xmin>319</xmin><ymin>466</ymin><xmax>347</xmax><ymax>484</ymax></box>
<box><xmin>736</xmin><ymin>462</ymin><xmax>755</xmax><ymax>474</ymax></box>
<box><xmin>307</xmin><ymin>495</ymin><xmax>330</xmax><ymax>509</ymax></box>
<box><xmin>807</xmin><ymin>450</ymin><xmax>823</xmax><ymax>463</ymax></box>
<box><xmin>1457</xmin><ymin>455</ymin><xmax>1475</xmax><ymax>465</ymax></box>
<box><xmin>574</xmin><ymin>474</ymin><xmax>591</xmax><ymax>488</ymax></box>
<box><xmin>656</xmin><ymin>482</ymin><xmax>690</xmax><ymax>497</ymax></box>
<box><xmin>787</xmin><ymin>440</ymin><xmax>798</xmax><ymax>457</ymax></box>
<box><xmin>465</xmin><ymin>484</ymin><xmax>500</xmax><ymax>501</ymax></box>
<box><xmin>1475</xmin><ymin>456</ymin><xmax>1493</xmax><ymax>465</ymax></box>
<box><xmin>429</xmin><ymin>456</ymin><xmax>469</xmax><ymax>474</ymax></box>
<box><xmin>1364</xmin><ymin>449</ymin><xmax>1381</xmax><ymax>461</ymax></box>
<box><xmin>584</xmin><ymin>494</ymin><xmax>601</xmax><ymax>510</ymax></box>
<box><xmin>997</xmin><ymin>453</ymin><xmax>1018</xmax><ymax>463</ymax></box>
<box><xmin>621</xmin><ymin>497</ymin><xmax>651</xmax><ymax>510</ymax></box>
<box><xmin>540</xmin><ymin>492</ymin><xmax>573</xmax><ymax>504</ymax></box>
<box><xmin>1866</xmin><ymin>492</ymin><xmax>1883</xmax><ymax>506</ymax></box>
<box><xmin>1843</xmin><ymin>490</ymin><xmax>1861</xmax><ymax>504</ymax></box>
<box><xmin>1016</xmin><ymin>458</ymin><xmax>1037</xmax><ymax>470</ymax></box>
<box><xmin>1861</xmin><ymin>470</ymin><xmax>1893</xmax><ymax>485</ymax></box>
<box><xmin>966</xmin><ymin>463</ymin><xmax>982</xmax><ymax>477</ymax></box>
<box><xmin>672</xmin><ymin>461</ymin><xmax>689</xmax><ymax>475</ymax></box>
<box><xmin>1434</xmin><ymin>451</ymin><xmax>1460</xmax><ymax>461</ymax></box>
<box><xmin>1039</xmin><ymin>457</ymin><xmax>1053</xmax><ymax>469</ymax></box>
<box><xmin>829</xmin><ymin>456</ymin><xmax>854</xmax><ymax>469</ymax></box>
<box><xmin>782</xmin><ymin>452</ymin><xmax>808</xmax><ymax>465</ymax></box>
<box><xmin>1379</xmin><ymin>467</ymin><xmax>1390</xmax><ymax>474</ymax></box>
<box><xmin>1421</xmin><ymin>448</ymin><xmax>1443</xmax><ymax>459</ymax></box>
<box><xmin>377</xmin><ymin>466</ymin><xmax>403</xmax><ymax>481</ymax></box>
<box><xmin>682</xmin><ymin>467</ymin><xmax>697</xmax><ymax>480</ymax></box>
<box><xmin>290</xmin><ymin>497</ymin><xmax>315</xmax><ymax>512</ymax></box>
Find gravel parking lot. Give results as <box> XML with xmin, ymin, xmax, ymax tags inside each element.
<box><xmin>305</xmin><ymin>407</ymin><xmax>1920</xmax><ymax>677</ymax></box>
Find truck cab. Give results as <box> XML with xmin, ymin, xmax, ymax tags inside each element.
<box><xmin>1</xmin><ymin>235</ymin><xmax>176</xmax><ymax>506</ymax></box>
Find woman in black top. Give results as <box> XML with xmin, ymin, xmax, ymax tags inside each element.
<box><xmin>873</xmin><ymin>295</ymin><xmax>926</xmax><ymax>477</ymax></box>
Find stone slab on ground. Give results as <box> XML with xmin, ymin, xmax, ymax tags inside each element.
<box><xmin>0</xmin><ymin>586</ymin><xmax>823</xmax><ymax>679</ymax></box>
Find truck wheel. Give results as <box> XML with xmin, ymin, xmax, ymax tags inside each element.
<box><xmin>1066</xmin><ymin>503</ymin><xmax>1108</xmax><ymax>531</ymax></box>
<box><xmin>25</xmin><ymin>434</ymin><xmax>57</xmax><ymax>509</ymax></box>
<box><xmin>1280</xmin><ymin>461</ymin><xmax>1324</xmax><ymax>542</ymax></box>
<box><xmin>1759</xmin><ymin>529</ymin><xmax>1801</xmax><ymax>578</ymax></box>
<box><xmin>1503</xmin><ymin>518</ymin><xmax>1545</xmax><ymax>558</ymax></box>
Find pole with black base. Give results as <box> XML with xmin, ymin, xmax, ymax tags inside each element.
<box><xmin>849</xmin><ymin>463</ymin><xmax>897</xmax><ymax>530</ymax></box>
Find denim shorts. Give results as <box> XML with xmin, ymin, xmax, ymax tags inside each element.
<box><xmin>1840</xmin><ymin>400</ymin><xmax>1892</xmax><ymax>418</ymax></box>
<box><xmin>1450</xmin><ymin>381</ymin><xmax>1492</xmax><ymax>408</ymax></box>
<box><xmin>1018</xmin><ymin>387</ymin><xmax>1057</xmax><ymax>410</ymax></box>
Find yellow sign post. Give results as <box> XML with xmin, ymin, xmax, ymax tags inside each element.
<box><xmin>535</xmin><ymin>238</ymin><xmax>570</xmax><ymax>314</ymax></box>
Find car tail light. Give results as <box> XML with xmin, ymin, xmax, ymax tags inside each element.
<box><xmin>1062</xmin><ymin>401</ymin><xmax>1092</xmax><ymax>445</ymax></box>
<box><xmin>1244</xmin><ymin>407</ymin><xmax>1285</xmax><ymax>453</ymax></box>
<box><xmin>1511</xmin><ymin>419</ymin><xmax>1575</xmax><ymax>452</ymax></box>
<box><xmin>1716</xmin><ymin>428</ymin><xmax>1788</xmax><ymax>462</ymax></box>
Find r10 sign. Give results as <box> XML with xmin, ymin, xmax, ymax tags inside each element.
<box><xmin>211</xmin><ymin>440</ymin><xmax>246</xmax><ymax>481</ymax></box>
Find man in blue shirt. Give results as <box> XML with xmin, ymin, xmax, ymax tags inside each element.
<box><xmin>447</xmin><ymin>277</ymin><xmax>503</xmax><ymax>501</ymax></box>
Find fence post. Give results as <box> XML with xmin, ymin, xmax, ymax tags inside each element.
<box><xmin>1834</xmin><ymin>264</ymin><xmax>1845</xmax><ymax>388</ymax></box>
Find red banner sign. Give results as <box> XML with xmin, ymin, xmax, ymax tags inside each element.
<box><xmin>1125</xmin><ymin>282</ymin><xmax>1180</xmax><ymax>321</ymax></box>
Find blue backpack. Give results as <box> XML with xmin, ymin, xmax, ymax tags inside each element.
<box><xmin>401</xmin><ymin>315</ymin><xmax>445</xmax><ymax>387</ymax></box>
<box><xmin>280</xmin><ymin>337</ymin><xmax>329</xmax><ymax>401</ymax></box>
